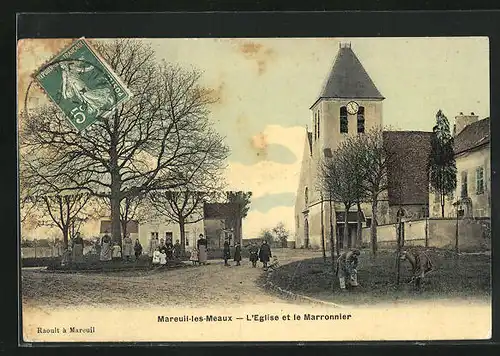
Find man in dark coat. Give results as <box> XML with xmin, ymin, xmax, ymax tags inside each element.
<box><xmin>173</xmin><ymin>239</ymin><xmax>181</xmax><ymax>260</ymax></box>
<box><xmin>248</xmin><ymin>242</ymin><xmax>259</xmax><ymax>268</ymax></box>
<box><xmin>165</xmin><ymin>239</ymin><xmax>174</xmax><ymax>261</ymax></box>
<box><xmin>233</xmin><ymin>242</ymin><xmax>242</xmax><ymax>266</ymax></box>
<box><xmin>258</xmin><ymin>240</ymin><xmax>272</xmax><ymax>269</ymax></box>
<box><xmin>223</xmin><ymin>239</ymin><xmax>231</xmax><ymax>266</ymax></box>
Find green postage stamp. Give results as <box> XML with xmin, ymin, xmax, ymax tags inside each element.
<box><xmin>34</xmin><ymin>38</ymin><xmax>132</xmax><ymax>131</ymax></box>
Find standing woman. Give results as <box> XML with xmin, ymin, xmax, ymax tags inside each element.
<box><xmin>197</xmin><ymin>234</ymin><xmax>208</xmax><ymax>265</ymax></box>
<box><xmin>71</xmin><ymin>232</ymin><xmax>84</xmax><ymax>263</ymax></box>
<box><xmin>149</xmin><ymin>235</ymin><xmax>159</xmax><ymax>256</ymax></box>
<box><xmin>122</xmin><ymin>233</ymin><xmax>133</xmax><ymax>262</ymax></box>
<box><xmin>100</xmin><ymin>231</ymin><xmax>112</xmax><ymax>262</ymax></box>
<box><xmin>134</xmin><ymin>239</ymin><xmax>143</xmax><ymax>261</ymax></box>
<box><xmin>223</xmin><ymin>239</ymin><xmax>231</xmax><ymax>266</ymax></box>
<box><xmin>249</xmin><ymin>242</ymin><xmax>259</xmax><ymax>268</ymax></box>
<box><xmin>233</xmin><ymin>242</ymin><xmax>242</xmax><ymax>266</ymax></box>
<box><xmin>258</xmin><ymin>240</ymin><xmax>272</xmax><ymax>270</ymax></box>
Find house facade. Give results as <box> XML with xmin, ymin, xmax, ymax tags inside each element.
<box><xmin>430</xmin><ymin>114</ymin><xmax>491</xmax><ymax>218</ymax></box>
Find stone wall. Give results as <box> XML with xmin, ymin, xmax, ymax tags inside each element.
<box><xmin>362</xmin><ymin>217</ymin><xmax>490</xmax><ymax>251</ymax></box>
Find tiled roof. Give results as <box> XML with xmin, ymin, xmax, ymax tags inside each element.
<box><xmin>383</xmin><ymin>131</ymin><xmax>433</xmax><ymax>206</ymax></box>
<box><xmin>454</xmin><ymin>117</ymin><xmax>490</xmax><ymax>154</ymax></box>
<box><xmin>336</xmin><ymin>211</ymin><xmax>366</xmax><ymax>223</ymax></box>
<box><xmin>312</xmin><ymin>46</ymin><xmax>384</xmax><ymax>108</ymax></box>
<box><xmin>204</xmin><ymin>203</ymin><xmax>239</xmax><ymax>219</ymax></box>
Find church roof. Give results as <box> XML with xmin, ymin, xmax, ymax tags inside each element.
<box><xmin>311</xmin><ymin>45</ymin><xmax>384</xmax><ymax>108</ymax></box>
<box><xmin>383</xmin><ymin>131</ymin><xmax>433</xmax><ymax>206</ymax></box>
<box><xmin>454</xmin><ymin>117</ymin><xmax>490</xmax><ymax>155</ymax></box>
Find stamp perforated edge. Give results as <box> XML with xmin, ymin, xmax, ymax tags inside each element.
<box><xmin>25</xmin><ymin>37</ymin><xmax>134</xmax><ymax>131</ymax></box>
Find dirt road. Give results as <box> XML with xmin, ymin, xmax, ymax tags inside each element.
<box><xmin>22</xmin><ymin>249</ymin><xmax>324</xmax><ymax>309</ymax></box>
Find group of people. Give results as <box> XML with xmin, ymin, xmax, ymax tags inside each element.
<box><xmin>96</xmin><ymin>231</ymin><xmax>144</xmax><ymax>262</ymax></box>
<box><xmin>336</xmin><ymin>248</ymin><xmax>434</xmax><ymax>291</ymax></box>
<box><xmin>189</xmin><ymin>234</ymin><xmax>209</xmax><ymax>265</ymax></box>
<box><xmin>151</xmin><ymin>237</ymin><xmax>183</xmax><ymax>267</ymax></box>
<box><xmin>221</xmin><ymin>239</ymin><xmax>278</xmax><ymax>270</ymax></box>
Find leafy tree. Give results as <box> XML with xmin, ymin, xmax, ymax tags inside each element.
<box><xmin>226</xmin><ymin>191</ymin><xmax>252</xmax><ymax>242</ymax></box>
<box><xmin>272</xmin><ymin>222</ymin><xmax>290</xmax><ymax>248</ymax></box>
<box><xmin>258</xmin><ymin>228</ymin><xmax>274</xmax><ymax>245</ymax></box>
<box><xmin>20</xmin><ymin>39</ymin><xmax>229</xmax><ymax>244</ymax></box>
<box><xmin>428</xmin><ymin>110</ymin><xmax>457</xmax><ymax>217</ymax></box>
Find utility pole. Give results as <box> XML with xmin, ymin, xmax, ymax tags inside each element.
<box><xmin>329</xmin><ymin>191</ymin><xmax>336</xmax><ymax>292</ymax></box>
<box><xmin>320</xmin><ymin>192</ymin><xmax>326</xmax><ymax>263</ymax></box>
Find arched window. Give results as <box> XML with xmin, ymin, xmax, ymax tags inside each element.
<box><xmin>317</xmin><ymin>111</ymin><xmax>321</xmax><ymax>139</ymax></box>
<box><xmin>357</xmin><ymin>106</ymin><xmax>365</xmax><ymax>133</ymax></box>
<box><xmin>305</xmin><ymin>187</ymin><xmax>309</xmax><ymax>206</ymax></box>
<box><xmin>340</xmin><ymin>106</ymin><xmax>348</xmax><ymax>133</ymax></box>
<box><xmin>313</xmin><ymin>115</ymin><xmax>317</xmax><ymax>140</ymax></box>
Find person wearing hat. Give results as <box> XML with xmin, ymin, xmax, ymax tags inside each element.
<box><xmin>233</xmin><ymin>241</ymin><xmax>242</xmax><ymax>266</ymax></box>
<box><xmin>336</xmin><ymin>249</ymin><xmax>361</xmax><ymax>290</ymax></box>
<box><xmin>223</xmin><ymin>239</ymin><xmax>231</xmax><ymax>266</ymax></box>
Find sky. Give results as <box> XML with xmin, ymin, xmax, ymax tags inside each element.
<box><xmin>18</xmin><ymin>37</ymin><xmax>490</xmax><ymax>239</ymax></box>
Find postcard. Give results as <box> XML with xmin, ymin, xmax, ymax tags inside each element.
<box><xmin>18</xmin><ymin>36</ymin><xmax>491</xmax><ymax>343</ymax></box>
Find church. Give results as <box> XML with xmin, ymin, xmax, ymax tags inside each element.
<box><xmin>294</xmin><ymin>43</ymin><xmax>432</xmax><ymax>250</ymax></box>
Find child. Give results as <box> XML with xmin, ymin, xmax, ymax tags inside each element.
<box><xmin>152</xmin><ymin>247</ymin><xmax>161</xmax><ymax>266</ymax></box>
<box><xmin>190</xmin><ymin>247</ymin><xmax>199</xmax><ymax>266</ymax></box>
<box><xmin>112</xmin><ymin>243</ymin><xmax>122</xmax><ymax>261</ymax></box>
<box><xmin>268</xmin><ymin>256</ymin><xmax>280</xmax><ymax>271</ymax></box>
<box><xmin>159</xmin><ymin>249</ymin><xmax>167</xmax><ymax>267</ymax></box>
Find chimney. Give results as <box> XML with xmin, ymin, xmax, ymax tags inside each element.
<box><xmin>454</xmin><ymin>112</ymin><xmax>479</xmax><ymax>136</ymax></box>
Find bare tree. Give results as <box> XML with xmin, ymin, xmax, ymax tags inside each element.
<box><xmin>20</xmin><ymin>39</ymin><xmax>229</xmax><ymax>244</ymax></box>
<box><xmin>359</xmin><ymin>127</ymin><xmax>394</xmax><ymax>257</ymax></box>
<box><xmin>150</xmin><ymin>190</ymin><xmax>217</xmax><ymax>255</ymax></box>
<box><xmin>318</xmin><ymin>143</ymin><xmax>365</xmax><ymax>254</ymax></box>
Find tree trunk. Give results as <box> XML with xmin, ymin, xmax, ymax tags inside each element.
<box><xmin>62</xmin><ymin>225</ymin><xmax>69</xmax><ymax>250</ymax></box>
<box><xmin>441</xmin><ymin>193</ymin><xmax>445</xmax><ymax>218</ymax></box>
<box><xmin>356</xmin><ymin>201</ymin><xmax>362</xmax><ymax>248</ymax></box>
<box><xmin>370</xmin><ymin>198</ymin><xmax>378</xmax><ymax>257</ymax></box>
<box><xmin>320</xmin><ymin>196</ymin><xmax>326</xmax><ymax>263</ymax></box>
<box><xmin>329</xmin><ymin>197</ymin><xmax>336</xmax><ymax>292</ymax></box>
<box><xmin>179</xmin><ymin>217</ymin><xmax>186</xmax><ymax>255</ymax></box>
<box><xmin>343</xmin><ymin>203</ymin><xmax>350</xmax><ymax>252</ymax></box>
<box><xmin>110</xmin><ymin>170</ymin><xmax>122</xmax><ymax>246</ymax></box>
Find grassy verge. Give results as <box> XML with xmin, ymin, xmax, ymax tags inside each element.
<box><xmin>264</xmin><ymin>248</ymin><xmax>491</xmax><ymax>305</ymax></box>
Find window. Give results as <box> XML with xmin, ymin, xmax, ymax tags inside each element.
<box><xmin>151</xmin><ymin>232</ymin><xmax>159</xmax><ymax>239</ymax></box>
<box><xmin>461</xmin><ymin>171</ymin><xmax>468</xmax><ymax>198</ymax></box>
<box><xmin>317</xmin><ymin>111</ymin><xmax>321</xmax><ymax>139</ymax></box>
<box><xmin>340</xmin><ymin>106</ymin><xmax>348</xmax><ymax>133</ymax></box>
<box><xmin>365</xmin><ymin>218</ymin><xmax>372</xmax><ymax>228</ymax></box>
<box><xmin>305</xmin><ymin>187</ymin><xmax>309</xmax><ymax>206</ymax></box>
<box><xmin>313</xmin><ymin>116</ymin><xmax>317</xmax><ymax>140</ymax></box>
<box><xmin>357</xmin><ymin>106</ymin><xmax>365</xmax><ymax>133</ymax></box>
<box><xmin>476</xmin><ymin>167</ymin><xmax>484</xmax><ymax>195</ymax></box>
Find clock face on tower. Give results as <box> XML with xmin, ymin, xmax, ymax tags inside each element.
<box><xmin>346</xmin><ymin>101</ymin><xmax>359</xmax><ymax>115</ymax></box>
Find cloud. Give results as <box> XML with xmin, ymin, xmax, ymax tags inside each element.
<box><xmin>242</xmin><ymin>206</ymin><xmax>295</xmax><ymax>239</ymax></box>
<box><xmin>251</xmin><ymin>192</ymin><xmax>295</xmax><ymax>213</ymax></box>
<box><xmin>231</xmin><ymin>141</ymin><xmax>297</xmax><ymax>165</ymax></box>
